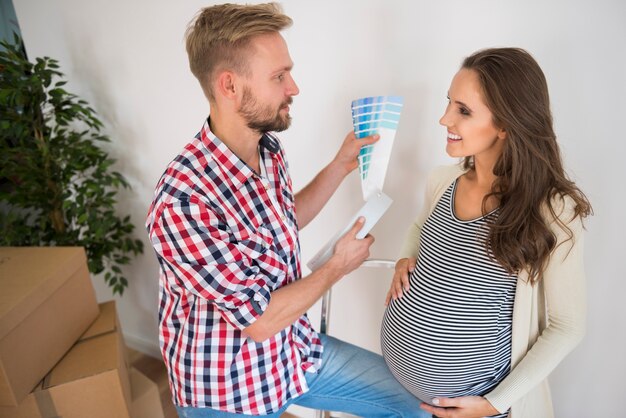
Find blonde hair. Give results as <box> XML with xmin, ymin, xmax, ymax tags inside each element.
<box><xmin>185</xmin><ymin>3</ymin><xmax>292</xmax><ymax>101</ymax></box>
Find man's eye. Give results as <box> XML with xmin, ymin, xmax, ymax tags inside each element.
<box><xmin>277</xmin><ymin>74</ymin><xmax>285</xmax><ymax>81</ymax></box>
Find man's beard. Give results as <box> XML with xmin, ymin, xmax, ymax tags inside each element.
<box><xmin>238</xmin><ymin>86</ymin><xmax>292</xmax><ymax>133</ymax></box>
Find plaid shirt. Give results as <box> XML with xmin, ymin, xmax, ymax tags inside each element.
<box><xmin>146</xmin><ymin>119</ymin><xmax>323</xmax><ymax>414</ymax></box>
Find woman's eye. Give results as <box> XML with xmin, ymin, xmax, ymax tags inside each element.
<box><xmin>459</xmin><ymin>107</ymin><xmax>470</xmax><ymax>116</ymax></box>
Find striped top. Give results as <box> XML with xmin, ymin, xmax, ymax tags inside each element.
<box><xmin>381</xmin><ymin>179</ymin><xmax>516</xmax><ymax>418</ymax></box>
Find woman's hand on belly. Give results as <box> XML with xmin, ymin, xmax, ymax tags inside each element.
<box><xmin>385</xmin><ymin>257</ymin><xmax>417</xmax><ymax>305</ymax></box>
<box><xmin>419</xmin><ymin>396</ymin><xmax>499</xmax><ymax>418</ymax></box>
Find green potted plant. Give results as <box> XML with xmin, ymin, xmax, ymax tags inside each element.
<box><xmin>0</xmin><ymin>35</ymin><xmax>143</xmax><ymax>295</ymax></box>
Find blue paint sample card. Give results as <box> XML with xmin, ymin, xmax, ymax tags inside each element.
<box><xmin>351</xmin><ymin>96</ymin><xmax>404</xmax><ymax>200</ymax></box>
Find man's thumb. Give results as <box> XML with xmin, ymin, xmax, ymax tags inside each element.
<box><xmin>349</xmin><ymin>216</ymin><xmax>366</xmax><ymax>238</ymax></box>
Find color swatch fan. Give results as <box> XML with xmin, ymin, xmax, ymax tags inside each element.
<box><xmin>351</xmin><ymin>96</ymin><xmax>404</xmax><ymax>200</ymax></box>
<box><xmin>307</xmin><ymin>96</ymin><xmax>402</xmax><ymax>272</ymax></box>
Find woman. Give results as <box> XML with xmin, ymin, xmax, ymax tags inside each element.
<box><xmin>381</xmin><ymin>48</ymin><xmax>591</xmax><ymax>418</ymax></box>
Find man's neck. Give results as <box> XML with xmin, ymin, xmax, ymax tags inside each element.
<box><xmin>209</xmin><ymin>109</ymin><xmax>263</xmax><ymax>173</ymax></box>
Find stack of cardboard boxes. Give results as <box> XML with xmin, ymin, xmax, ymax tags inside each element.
<box><xmin>0</xmin><ymin>247</ymin><xmax>164</xmax><ymax>418</ymax></box>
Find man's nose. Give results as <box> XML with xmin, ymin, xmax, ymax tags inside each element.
<box><xmin>288</xmin><ymin>74</ymin><xmax>299</xmax><ymax>96</ymax></box>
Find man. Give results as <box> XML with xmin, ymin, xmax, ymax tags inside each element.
<box><xmin>146</xmin><ymin>3</ymin><xmax>425</xmax><ymax>417</ymax></box>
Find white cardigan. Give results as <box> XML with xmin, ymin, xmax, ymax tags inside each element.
<box><xmin>399</xmin><ymin>164</ymin><xmax>587</xmax><ymax>418</ymax></box>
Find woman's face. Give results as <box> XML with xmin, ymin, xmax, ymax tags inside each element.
<box><xmin>439</xmin><ymin>68</ymin><xmax>506</xmax><ymax>163</ymax></box>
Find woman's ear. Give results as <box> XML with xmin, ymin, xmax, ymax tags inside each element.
<box><xmin>498</xmin><ymin>128</ymin><xmax>507</xmax><ymax>140</ymax></box>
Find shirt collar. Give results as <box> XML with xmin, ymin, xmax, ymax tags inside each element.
<box><xmin>198</xmin><ymin>117</ymin><xmax>279</xmax><ymax>188</ymax></box>
<box><xmin>260</xmin><ymin>132</ymin><xmax>280</xmax><ymax>154</ymax></box>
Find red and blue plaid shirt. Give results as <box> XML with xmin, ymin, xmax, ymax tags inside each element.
<box><xmin>146</xmin><ymin>119</ymin><xmax>323</xmax><ymax>414</ymax></box>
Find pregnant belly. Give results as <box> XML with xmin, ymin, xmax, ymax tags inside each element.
<box><xmin>380</xmin><ymin>297</ymin><xmax>508</xmax><ymax>402</ymax></box>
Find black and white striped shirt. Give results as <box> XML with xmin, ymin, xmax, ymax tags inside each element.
<box><xmin>381</xmin><ymin>180</ymin><xmax>516</xmax><ymax>418</ymax></box>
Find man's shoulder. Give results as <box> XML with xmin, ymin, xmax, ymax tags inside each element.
<box><xmin>155</xmin><ymin>138</ymin><xmax>222</xmax><ymax>200</ymax></box>
<box><xmin>171</xmin><ymin>137</ymin><xmax>214</xmax><ymax>172</ymax></box>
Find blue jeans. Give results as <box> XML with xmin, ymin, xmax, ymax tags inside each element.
<box><xmin>176</xmin><ymin>334</ymin><xmax>430</xmax><ymax>418</ymax></box>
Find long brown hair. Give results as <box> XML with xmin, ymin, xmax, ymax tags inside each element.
<box><xmin>461</xmin><ymin>48</ymin><xmax>592</xmax><ymax>281</ymax></box>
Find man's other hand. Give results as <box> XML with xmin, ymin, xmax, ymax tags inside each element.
<box><xmin>331</xmin><ymin>131</ymin><xmax>380</xmax><ymax>177</ymax></box>
<box><xmin>327</xmin><ymin>217</ymin><xmax>375</xmax><ymax>277</ymax></box>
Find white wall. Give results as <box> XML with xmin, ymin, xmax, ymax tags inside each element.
<box><xmin>13</xmin><ymin>1</ymin><xmax>626</xmax><ymax>417</ymax></box>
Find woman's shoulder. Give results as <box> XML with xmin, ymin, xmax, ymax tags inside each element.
<box><xmin>542</xmin><ymin>193</ymin><xmax>586</xmax><ymax>247</ymax></box>
<box><xmin>544</xmin><ymin>193</ymin><xmax>579</xmax><ymax>224</ymax></box>
<box><xmin>421</xmin><ymin>163</ymin><xmax>467</xmax><ymax>205</ymax></box>
<box><xmin>427</xmin><ymin>163</ymin><xmax>466</xmax><ymax>187</ymax></box>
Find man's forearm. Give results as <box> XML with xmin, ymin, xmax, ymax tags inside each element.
<box><xmin>294</xmin><ymin>160</ymin><xmax>348</xmax><ymax>228</ymax></box>
<box><xmin>243</xmin><ymin>260</ymin><xmax>343</xmax><ymax>342</ymax></box>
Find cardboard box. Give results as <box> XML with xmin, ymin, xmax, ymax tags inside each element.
<box><xmin>0</xmin><ymin>247</ymin><xmax>99</xmax><ymax>406</ymax></box>
<box><xmin>129</xmin><ymin>368</ymin><xmax>164</xmax><ymax>418</ymax></box>
<box><xmin>0</xmin><ymin>301</ymin><xmax>132</xmax><ymax>418</ymax></box>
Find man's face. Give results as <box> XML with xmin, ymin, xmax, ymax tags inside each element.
<box><xmin>237</xmin><ymin>32</ymin><xmax>299</xmax><ymax>133</ymax></box>
<box><xmin>239</xmin><ymin>85</ymin><xmax>293</xmax><ymax>132</ymax></box>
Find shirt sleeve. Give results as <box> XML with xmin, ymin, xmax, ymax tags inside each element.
<box><xmin>150</xmin><ymin>197</ymin><xmax>272</xmax><ymax>330</ymax></box>
<box><xmin>484</xmin><ymin>198</ymin><xmax>587</xmax><ymax>413</ymax></box>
